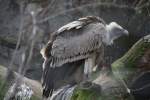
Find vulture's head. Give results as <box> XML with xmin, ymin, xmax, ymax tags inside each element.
<box><xmin>105</xmin><ymin>22</ymin><xmax>129</xmax><ymax>45</ymax></box>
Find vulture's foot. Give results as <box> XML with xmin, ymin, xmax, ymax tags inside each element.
<box><xmin>79</xmin><ymin>81</ymin><xmax>101</xmax><ymax>93</ymax></box>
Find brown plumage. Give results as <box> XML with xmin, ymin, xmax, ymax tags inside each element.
<box><xmin>42</xmin><ymin>16</ymin><xmax>106</xmax><ymax>67</ymax></box>
<box><xmin>41</xmin><ymin>16</ymin><xmax>129</xmax><ymax>98</ymax></box>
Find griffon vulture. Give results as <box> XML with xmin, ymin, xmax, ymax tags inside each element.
<box><xmin>40</xmin><ymin>16</ymin><xmax>129</xmax><ymax>98</ymax></box>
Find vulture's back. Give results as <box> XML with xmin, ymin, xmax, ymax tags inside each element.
<box><xmin>48</xmin><ymin>16</ymin><xmax>106</xmax><ymax>66</ymax></box>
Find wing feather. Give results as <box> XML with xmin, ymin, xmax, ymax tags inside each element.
<box><xmin>57</xmin><ymin>21</ymin><xmax>84</xmax><ymax>33</ymax></box>
<box><xmin>51</xmin><ymin>23</ymin><xmax>106</xmax><ymax>66</ymax></box>
<box><xmin>52</xmin><ymin>16</ymin><xmax>106</xmax><ymax>37</ymax></box>
<box><xmin>42</xmin><ymin>58</ymin><xmax>84</xmax><ymax>98</ymax></box>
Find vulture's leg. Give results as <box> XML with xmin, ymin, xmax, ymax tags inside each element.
<box><xmin>84</xmin><ymin>55</ymin><xmax>96</xmax><ymax>81</ymax></box>
<box><xmin>84</xmin><ymin>59</ymin><xmax>90</xmax><ymax>80</ymax></box>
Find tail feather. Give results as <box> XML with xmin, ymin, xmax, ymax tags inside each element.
<box><xmin>43</xmin><ymin>86</ymin><xmax>54</xmax><ymax>98</ymax></box>
<box><xmin>42</xmin><ymin>59</ymin><xmax>84</xmax><ymax>98</ymax></box>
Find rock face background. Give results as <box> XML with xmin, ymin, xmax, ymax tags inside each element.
<box><xmin>0</xmin><ymin>0</ymin><xmax>149</xmax><ymax>80</ymax></box>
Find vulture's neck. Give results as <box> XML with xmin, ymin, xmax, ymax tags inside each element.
<box><xmin>104</xmin><ymin>24</ymin><xmax>115</xmax><ymax>45</ymax></box>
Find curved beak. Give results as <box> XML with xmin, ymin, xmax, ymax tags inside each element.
<box><xmin>123</xmin><ymin>30</ymin><xmax>129</xmax><ymax>36</ymax></box>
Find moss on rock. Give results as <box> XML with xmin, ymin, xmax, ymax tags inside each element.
<box><xmin>71</xmin><ymin>87</ymin><xmax>101</xmax><ymax>100</ymax></box>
